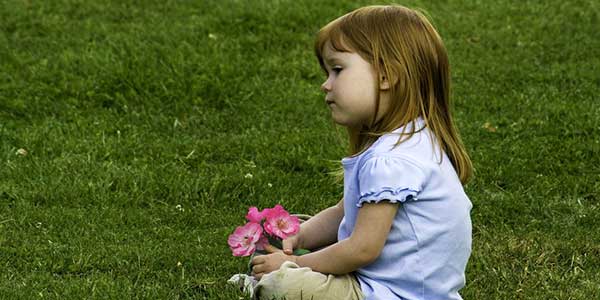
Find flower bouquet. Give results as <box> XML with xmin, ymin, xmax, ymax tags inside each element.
<box><xmin>227</xmin><ymin>204</ymin><xmax>310</xmax><ymax>257</ymax></box>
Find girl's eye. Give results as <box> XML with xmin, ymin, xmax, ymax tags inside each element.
<box><xmin>332</xmin><ymin>67</ymin><xmax>343</xmax><ymax>74</ymax></box>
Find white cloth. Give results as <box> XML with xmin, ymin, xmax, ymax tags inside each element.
<box><xmin>227</xmin><ymin>273</ymin><xmax>258</xmax><ymax>297</ymax></box>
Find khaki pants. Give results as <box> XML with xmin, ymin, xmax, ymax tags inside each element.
<box><xmin>254</xmin><ymin>261</ymin><xmax>364</xmax><ymax>300</ymax></box>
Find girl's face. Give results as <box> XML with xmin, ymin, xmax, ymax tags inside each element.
<box><xmin>320</xmin><ymin>41</ymin><xmax>389</xmax><ymax>129</ymax></box>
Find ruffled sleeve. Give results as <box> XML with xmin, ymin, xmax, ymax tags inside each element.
<box><xmin>357</xmin><ymin>155</ymin><xmax>427</xmax><ymax>207</ymax></box>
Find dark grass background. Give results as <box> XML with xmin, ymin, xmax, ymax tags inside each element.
<box><xmin>1</xmin><ymin>0</ymin><xmax>599</xmax><ymax>299</ymax></box>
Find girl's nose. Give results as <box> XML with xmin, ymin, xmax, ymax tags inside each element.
<box><xmin>321</xmin><ymin>79</ymin><xmax>332</xmax><ymax>93</ymax></box>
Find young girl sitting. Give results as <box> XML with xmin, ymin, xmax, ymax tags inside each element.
<box><xmin>250</xmin><ymin>5</ymin><xmax>473</xmax><ymax>300</ymax></box>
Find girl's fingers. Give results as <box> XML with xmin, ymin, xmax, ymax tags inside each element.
<box><xmin>251</xmin><ymin>255</ymin><xmax>263</xmax><ymax>265</ymax></box>
<box><xmin>282</xmin><ymin>239</ymin><xmax>294</xmax><ymax>255</ymax></box>
<box><xmin>252</xmin><ymin>264</ymin><xmax>261</xmax><ymax>274</ymax></box>
<box><xmin>251</xmin><ymin>271</ymin><xmax>262</xmax><ymax>280</ymax></box>
<box><xmin>264</xmin><ymin>244</ymin><xmax>281</xmax><ymax>253</ymax></box>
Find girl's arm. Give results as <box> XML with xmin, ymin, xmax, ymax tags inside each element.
<box><xmin>295</xmin><ymin>199</ymin><xmax>345</xmax><ymax>250</ymax></box>
<box><xmin>295</xmin><ymin>201</ymin><xmax>399</xmax><ymax>275</ymax></box>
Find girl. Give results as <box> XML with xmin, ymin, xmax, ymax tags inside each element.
<box><xmin>250</xmin><ymin>5</ymin><xmax>473</xmax><ymax>300</ymax></box>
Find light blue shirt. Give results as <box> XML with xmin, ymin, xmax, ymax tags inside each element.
<box><xmin>338</xmin><ymin>118</ymin><xmax>472</xmax><ymax>300</ymax></box>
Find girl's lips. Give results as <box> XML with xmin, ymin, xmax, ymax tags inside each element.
<box><xmin>326</xmin><ymin>99</ymin><xmax>335</xmax><ymax>105</ymax></box>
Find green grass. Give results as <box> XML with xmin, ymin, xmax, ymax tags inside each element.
<box><xmin>1</xmin><ymin>0</ymin><xmax>599</xmax><ymax>299</ymax></box>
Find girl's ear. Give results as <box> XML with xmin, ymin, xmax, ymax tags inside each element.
<box><xmin>379</xmin><ymin>74</ymin><xmax>394</xmax><ymax>90</ymax></box>
<box><xmin>380</xmin><ymin>75</ymin><xmax>390</xmax><ymax>90</ymax></box>
<box><xmin>378</xmin><ymin>65</ymin><xmax>398</xmax><ymax>90</ymax></box>
<box><xmin>378</xmin><ymin>68</ymin><xmax>398</xmax><ymax>90</ymax></box>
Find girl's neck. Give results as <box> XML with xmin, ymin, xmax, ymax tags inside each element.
<box><xmin>346</xmin><ymin>127</ymin><xmax>359</xmax><ymax>138</ymax></box>
<box><xmin>346</xmin><ymin>126</ymin><xmax>371</xmax><ymax>156</ymax></box>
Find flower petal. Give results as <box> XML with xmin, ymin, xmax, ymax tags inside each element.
<box><xmin>246</xmin><ymin>207</ymin><xmax>264</xmax><ymax>223</ymax></box>
<box><xmin>228</xmin><ymin>223</ymin><xmax>263</xmax><ymax>256</ymax></box>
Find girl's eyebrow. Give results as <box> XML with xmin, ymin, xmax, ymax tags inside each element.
<box><xmin>324</xmin><ymin>57</ymin><xmax>343</xmax><ymax>65</ymax></box>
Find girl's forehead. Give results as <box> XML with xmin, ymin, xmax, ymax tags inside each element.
<box><xmin>323</xmin><ymin>42</ymin><xmax>350</xmax><ymax>60</ymax></box>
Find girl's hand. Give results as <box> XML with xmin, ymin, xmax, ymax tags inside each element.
<box><xmin>282</xmin><ymin>234</ymin><xmax>302</xmax><ymax>255</ymax></box>
<box><xmin>251</xmin><ymin>244</ymin><xmax>298</xmax><ymax>280</ymax></box>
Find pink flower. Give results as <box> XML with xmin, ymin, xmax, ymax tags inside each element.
<box><xmin>227</xmin><ymin>222</ymin><xmax>263</xmax><ymax>257</ymax></box>
<box><xmin>263</xmin><ymin>204</ymin><xmax>300</xmax><ymax>240</ymax></box>
<box><xmin>245</xmin><ymin>207</ymin><xmax>264</xmax><ymax>223</ymax></box>
<box><xmin>255</xmin><ymin>234</ymin><xmax>269</xmax><ymax>251</ymax></box>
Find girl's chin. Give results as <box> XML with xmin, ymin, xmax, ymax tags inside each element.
<box><xmin>330</xmin><ymin>114</ymin><xmax>355</xmax><ymax>127</ymax></box>
<box><xmin>329</xmin><ymin>112</ymin><xmax>344</xmax><ymax>125</ymax></box>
